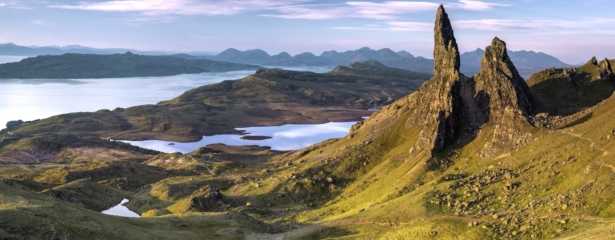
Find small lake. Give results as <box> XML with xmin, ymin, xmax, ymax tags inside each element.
<box><xmin>101</xmin><ymin>199</ymin><xmax>140</xmax><ymax>218</ymax></box>
<box><xmin>122</xmin><ymin>121</ymin><xmax>357</xmax><ymax>152</ymax></box>
<box><xmin>0</xmin><ymin>55</ymin><xmax>332</xmax><ymax>130</ymax></box>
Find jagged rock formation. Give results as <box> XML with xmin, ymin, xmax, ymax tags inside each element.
<box><xmin>588</xmin><ymin>56</ymin><xmax>598</xmax><ymax>66</ymax></box>
<box><xmin>184</xmin><ymin>184</ymin><xmax>225</xmax><ymax>212</ymax></box>
<box><xmin>564</xmin><ymin>67</ymin><xmax>582</xmax><ymax>87</ymax></box>
<box><xmin>368</xmin><ymin>5</ymin><xmax>536</xmax><ymax>157</ymax></box>
<box><xmin>599</xmin><ymin>58</ymin><xmax>615</xmax><ymax>82</ymax></box>
<box><xmin>404</xmin><ymin>5</ymin><xmax>463</xmax><ymax>151</ymax></box>
<box><xmin>472</xmin><ymin>38</ymin><xmax>535</xmax><ymax>158</ymax></box>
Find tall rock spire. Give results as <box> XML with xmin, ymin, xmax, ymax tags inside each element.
<box><xmin>405</xmin><ymin>5</ymin><xmax>462</xmax><ymax>152</ymax></box>
<box><xmin>433</xmin><ymin>5</ymin><xmax>460</xmax><ymax>75</ymax></box>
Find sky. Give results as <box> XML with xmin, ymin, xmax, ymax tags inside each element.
<box><xmin>0</xmin><ymin>0</ymin><xmax>613</xmax><ymax>64</ymax></box>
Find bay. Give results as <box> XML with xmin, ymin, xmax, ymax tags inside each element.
<box><xmin>0</xmin><ymin>57</ymin><xmax>332</xmax><ymax>130</ymax></box>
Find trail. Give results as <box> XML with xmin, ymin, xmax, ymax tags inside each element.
<box><xmin>186</xmin><ymin>155</ymin><xmax>216</xmax><ymax>176</ymax></box>
<box><xmin>559</xmin><ymin>130</ymin><xmax>615</xmax><ymax>173</ymax></box>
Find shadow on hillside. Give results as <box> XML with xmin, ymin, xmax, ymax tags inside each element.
<box><xmin>559</xmin><ymin>113</ymin><xmax>593</xmax><ymax>129</ymax></box>
<box><xmin>529</xmin><ymin>75</ymin><xmax>615</xmax><ymax>116</ymax></box>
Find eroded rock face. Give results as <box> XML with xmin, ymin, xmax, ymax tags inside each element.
<box><xmin>565</xmin><ymin>68</ymin><xmax>582</xmax><ymax>87</ymax></box>
<box><xmin>405</xmin><ymin>5</ymin><xmax>463</xmax><ymax>152</ymax></box>
<box><xmin>185</xmin><ymin>184</ymin><xmax>224</xmax><ymax>212</ymax></box>
<box><xmin>599</xmin><ymin>58</ymin><xmax>615</xmax><ymax>82</ymax></box>
<box><xmin>589</xmin><ymin>56</ymin><xmax>598</xmax><ymax>66</ymax></box>
<box><xmin>472</xmin><ymin>38</ymin><xmax>535</xmax><ymax>158</ymax></box>
<box><xmin>359</xmin><ymin>6</ymin><xmax>536</xmax><ymax>157</ymax></box>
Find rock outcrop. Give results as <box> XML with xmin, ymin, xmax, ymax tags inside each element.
<box><xmin>473</xmin><ymin>38</ymin><xmax>535</xmax><ymax>158</ymax></box>
<box><xmin>588</xmin><ymin>56</ymin><xmax>598</xmax><ymax>66</ymax></box>
<box><xmin>185</xmin><ymin>184</ymin><xmax>225</xmax><ymax>212</ymax></box>
<box><xmin>599</xmin><ymin>58</ymin><xmax>615</xmax><ymax>82</ymax></box>
<box><xmin>565</xmin><ymin>67</ymin><xmax>582</xmax><ymax>87</ymax></box>
<box><xmin>361</xmin><ymin>5</ymin><xmax>537</xmax><ymax>157</ymax></box>
<box><xmin>405</xmin><ymin>5</ymin><xmax>463</xmax><ymax>151</ymax></box>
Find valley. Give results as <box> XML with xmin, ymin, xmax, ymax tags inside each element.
<box><xmin>1</xmin><ymin>4</ymin><xmax>615</xmax><ymax>240</ymax></box>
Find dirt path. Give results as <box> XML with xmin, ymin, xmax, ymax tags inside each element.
<box><xmin>186</xmin><ymin>155</ymin><xmax>216</xmax><ymax>175</ymax></box>
<box><xmin>559</xmin><ymin>130</ymin><xmax>615</xmax><ymax>173</ymax></box>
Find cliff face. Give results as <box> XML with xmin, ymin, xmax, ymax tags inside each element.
<box><xmin>359</xmin><ymin>5</ymin><xmax>537</xmax><ymax>157</ymax></box>
<box><xmin>404</xmin><ymin>5</ymin><xmax>463</xmax><ymax>152</ymax></box>
<box><xmin>472</xmin><ymin>38</ymin><xmax>535</xmax><ymax>158</ymax></box>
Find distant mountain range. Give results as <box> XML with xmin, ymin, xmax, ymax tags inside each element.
<box><xmin>0</xmin><ymin>43</ymin><xmax>218</xmax><ymax>57</ymax></box>
<box><xmin>194</xmin><ymin>47</ymin><xmax>570</xmax><ymax>78</ymax></box>
<box><xmin>0</xmin><ymin>43</ymin><xmax>571</xmax><ymax>78</ymax></box>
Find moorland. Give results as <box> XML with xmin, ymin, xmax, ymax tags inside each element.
<box><xmin>2</xmin><ymin>5</ymin><xmax>615</xmax><ymax>240</ymax></box>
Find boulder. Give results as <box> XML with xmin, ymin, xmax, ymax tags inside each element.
<box><xmin>184</xmin><ymin>184</ymin><xmax>225</xmax><ymax>212</ymax></box>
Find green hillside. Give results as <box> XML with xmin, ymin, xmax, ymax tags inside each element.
<box><xmin>2</xmin><ymin>5</ymin><xmax>615</xmax><ymax>240</ymax></box>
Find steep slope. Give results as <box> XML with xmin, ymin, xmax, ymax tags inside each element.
<box><xmin>227</xmin><ymin>5</ymin><xmax>615</xmax><ymax>239</ymax></box>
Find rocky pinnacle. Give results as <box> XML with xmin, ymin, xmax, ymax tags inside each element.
<box><xmin>433</xmin><ymin>5</ymin><xmax>460</xmax><ymax>75</ymax></box>
<box><xmin>406</xmin><ymin>5</ymin><xmax>462</xmax><ymax>152</ymax></box>
<box><xmin>474</xmin><ymin>37</ymin><xmax>535</xmax><ymax>158</ymax></box>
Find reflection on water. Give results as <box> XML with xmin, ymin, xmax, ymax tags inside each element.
<box><xmin>101</xmin><ymin>199</ymin><xmax>140</xmax><ymax>218</ymax></box>
<box><xmin>122</xmin><ymin>121</ymin><xmax>356</xmax><ymax>153</ymax></box>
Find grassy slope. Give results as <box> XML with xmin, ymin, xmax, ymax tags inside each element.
<box><xmin>227</xmin><ymin>67</ymin><xmax>615</xmax><ymax>239</ymax></box>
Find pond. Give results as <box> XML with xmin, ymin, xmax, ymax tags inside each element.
<box><xmin>101</xmin><ymin>199</ymin><xmax>141</xmax><ymax>218</ymax></box>
<box><xmin>121</xmin><ymin>121</ymin><xmax>358</xmax><ymax>152</ymax></box>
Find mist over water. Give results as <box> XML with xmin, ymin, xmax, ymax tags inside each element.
<box><xmin>0</xmin><ymin>57</ymin><xmax>332</xmax><ymax>131</ymax></box>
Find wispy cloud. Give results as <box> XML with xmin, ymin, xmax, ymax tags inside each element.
<box><xmin>31</xmin><ymin>20</ymin><xmax>51</xmax><ymax>26</ymax></box>
<box><xmin>0</xmin><ymin>0</ymin><xmax>33</xmax><ymax>9</ymax></box>
<box><xmin>264</xmin><ymin>1</ymin><xmax>508</xmax><ymax>20</ymax></box>
<box><xmin>49</xmin><ymin>0</ymin><xmax>309</xmax><ymax>16</ymax></box>
<box><xmin>48</xmin><ymin>0</ymin><xmax>507</xmax><ymax>21</ymax></box>
<box><xmin>333</xmin><ymin>17</ymin><xmax>615</xmax><ymax>32</ymax></box>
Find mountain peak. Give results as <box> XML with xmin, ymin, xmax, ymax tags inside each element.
<box><xmin>434</xmin><ymin>4</ymin><xmax>460</xmax><ymax>75</ymax></box>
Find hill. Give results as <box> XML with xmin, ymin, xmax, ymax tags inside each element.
<box><xmin>0</xmin><ymin>52</ymin><xmax>260</xmax><ymax>79</ymax></box>
<box><xmin>5</xmin><ymin>61</ymin><xmax>431</xmax><ymax>142</ymax></box>
<box><xmin>3</xmin><ymin>5</ymin><xmax>615</xmax><ymax>240</ymax></box>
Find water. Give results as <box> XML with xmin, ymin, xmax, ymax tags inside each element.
<box><xmin>0</xmin><ymin>56</ymin><xmax>333</xmax><ymax>130</ymax></box>
<box><xmin>122</xmin><ymin>121</ymin><xmax>357</xmax><ymax>152</ymax></box>
<box><xmin>0</xmin><ymin>56</ymin><xmax>27</xmax><ymax>64</ymax></box>
<box><xmin>101</xmin><ymin>199</ymin><xmax>140</xmax><ymax>218</ymax></box>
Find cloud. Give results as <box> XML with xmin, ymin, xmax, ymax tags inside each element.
<box><xmin>49</xmin><ymin>0</ymin><xmax>309</xmax><ymax>16</ymax></box>
<box><xmin>49</xmin><ymin>0</ymin><xmax>507</xmax><ymax>21</ymax></box>
<box><xmin>0</xmin><ymin>3</ymin><xmax>6</xmax><ymax>7</ymax></box>
<box><xmin>386</xmin><ymin>21</ymin><xmax>432</xmax><ymax>31</ymax></box>
<box><xmin>264</xmin><ymin>1</ymin><xmax>507</xmax><ymax>20</ymax></box>
<box><xmin>31</xmin><ymin>20</ymin><xmax>50</xmax><ymax>25</ymax></box>
<box><xmin>335</xmin><ymin>17</ymin><xmax>615</xmax><ymax>32</ymax></box>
